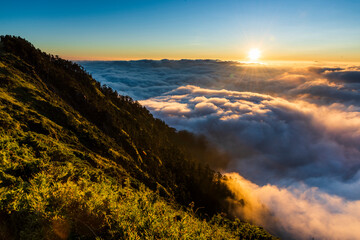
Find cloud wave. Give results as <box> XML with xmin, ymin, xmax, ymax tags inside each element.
<box><xmin>225</xmin><ymin>172</ymin><xmax>360</xmax><ymax>240</ymax></box>
<box><xmin>140</xmin><ymin>85</ymin><xmax>360</xmax><ymax>199</ymax></box>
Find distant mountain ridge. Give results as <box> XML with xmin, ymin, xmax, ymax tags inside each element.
<box><xmin>0</xmin><ymin>35</ymin><xmax>277</xmax><ymax>239</ymax></box>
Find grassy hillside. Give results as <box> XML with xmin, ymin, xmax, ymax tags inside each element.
<box><xmin>0</xmin><ymin>35</ymin><xmax>278</xmax><ymax>239</ymax></box>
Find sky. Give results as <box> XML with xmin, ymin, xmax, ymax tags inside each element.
<box><xmin>1</xmin><ymin>0</ymin><xmax>360</xmax><ymax>61</ymax></box>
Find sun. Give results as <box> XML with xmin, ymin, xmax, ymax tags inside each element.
<box><xmin>248</xmin><ymin>48</ymin><xmax>261</xmax><ymax>62</ymax></box>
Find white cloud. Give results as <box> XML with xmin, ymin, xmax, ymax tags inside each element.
<box><xmin>140</xmin><ymin>85</ymin><xmax>360</xmax><ymax>201</ymax></box>
<box><xmin>225</xmin><ymin>172</ymin><xmax>360</xmax><ymax>240</ymax></box>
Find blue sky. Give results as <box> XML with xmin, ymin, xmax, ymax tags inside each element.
<box><xmin>1</xmin><ymin>0</ymin><xmax>359</xmax><ymax>61</ymax></box>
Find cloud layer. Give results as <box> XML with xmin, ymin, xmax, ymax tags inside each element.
<box><xmin>140</xmin><ymin>85</ymin><xmax>360</xmax><ymax>199</ymax></box>
<box><xmin>80</xmin><ymin>60</ymin><xmax>360</xmax><ymax>107</ymax></box>
<box><xmin>80</xmin><ymin>60</ymin><xmax>360</xmax><ymax>239</ymax></box>
<box><xmin>225</xmin><ymin>172</ymin><xmax>360</xmax><ymax>240</ymax></box>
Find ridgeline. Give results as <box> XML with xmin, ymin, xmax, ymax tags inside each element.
<box><xmin>0</xmin><ymin>36</ymin><xmax>277</xmax><ymax>239</ymax></box>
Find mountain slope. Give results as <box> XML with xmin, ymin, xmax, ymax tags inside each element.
<box><xmin>0</xmin><ymin>36</ymin><xmax>277</xmax><ymax>239</ymax></box>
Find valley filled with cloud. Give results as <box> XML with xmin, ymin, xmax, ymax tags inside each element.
<box><xmin>81</xmin><ymin>60</ymin><xmax>360</xmax><ymax>239</ymax></box>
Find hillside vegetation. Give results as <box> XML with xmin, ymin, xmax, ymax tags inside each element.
<box><xmin>0</xmin><ymin>36</ymin><xmax>277</xmax><ymax>239</ymax></box>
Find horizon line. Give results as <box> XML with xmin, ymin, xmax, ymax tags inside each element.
<box><xmin>70</xmin><ymin>58</ymin><xmax>360</xmax><ymax>65</ymax></box>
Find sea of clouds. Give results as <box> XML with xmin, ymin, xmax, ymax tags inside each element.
<box><xmin>80</xmin><ymin>60</ymin><xmax>360</xmax><ymax>240</ymax></box>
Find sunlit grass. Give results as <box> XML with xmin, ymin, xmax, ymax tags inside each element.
<box><xmin>0</xmin><ymin>131</ymin><xmax>274</xmax><ymax>239</ymax></box>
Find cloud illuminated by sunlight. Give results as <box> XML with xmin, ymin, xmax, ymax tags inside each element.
<box><xmin>81</xmin><ymin>59</ymin><xmax>360</xmax><ymax>239</ymax></box>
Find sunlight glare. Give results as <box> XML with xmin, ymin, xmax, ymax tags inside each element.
<box><xmin>248</xmin><ymin>48</ymin><xmax>261</xmax><ymax>62</ymax></box>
